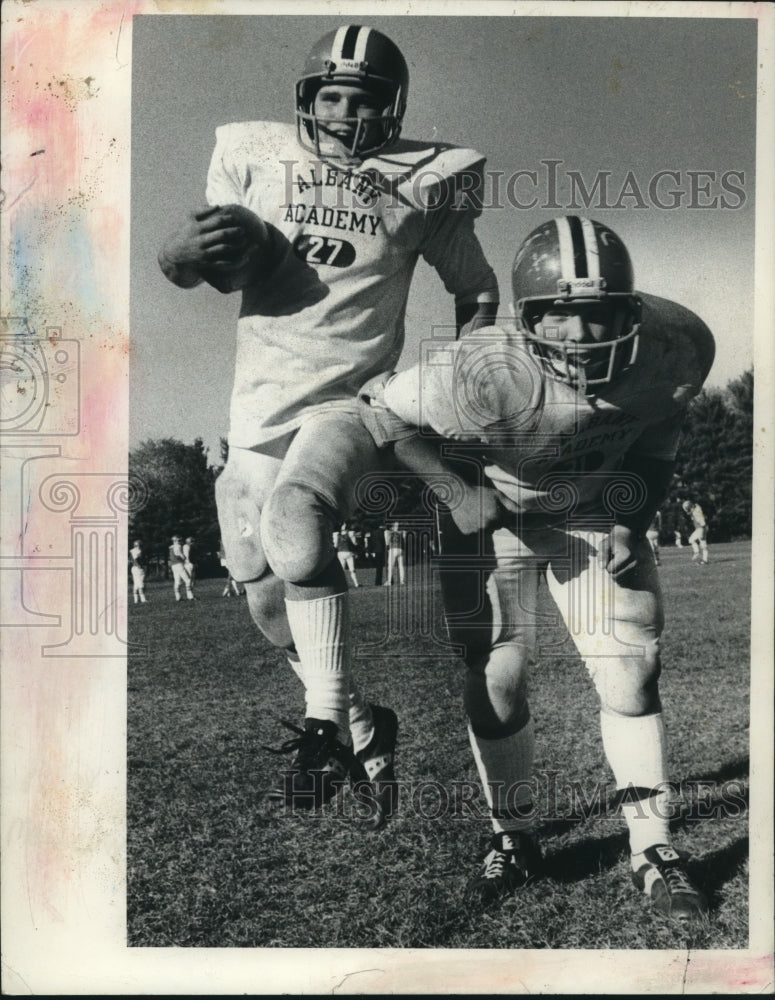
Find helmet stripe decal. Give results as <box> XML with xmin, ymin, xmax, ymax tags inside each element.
<box><xmin>332</xmin><ymin>26</ymin><xmax>350</xmax><ymax>60</ymax></box>
<box><xmin>581</xmin><ymin>218</ymin><xmax>600</xmax><ymax>280</ymax></box>
<box><xmin>567</xmin><ymin>216</ymin><xmax>588</xmax><ymax>277</ymax></box>
<box><xmin>353</xmin><ymin>26</ymin><xmax>372</xmax><ymax>63</ymax></box>
<box><xmin>340</xmin><ymin>25</ymin><xmax>362</xmax><ymax>61</ymax></box>
<box><xmin>554</xmin><ymin>217</ymin><xmax>576</xmax><ymax>279</ymax></box>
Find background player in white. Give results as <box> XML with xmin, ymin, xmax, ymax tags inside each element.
<box><xmin>183</xmin><ymin>536</ymin><xmax>197</xmax><ymax>594</ymax></box>
<box><xmin>681</xmin><ymin>499</ymin><xmax>710</xmax><ymax>564</ymax></box>
<box><xmin>129</xmin><ymin>539</ymin><xmax>148</xmax><ymax>604</ymax></box>
<box><xmin>646</xmin><ymin>510</ymin><xmax>662</xmax><ymax>566</ymax></box>
<box><xmin>360</xmin><ymin>216</ymin><xmax>714</xmax><ymax>924</ymax></box>
<box><xmin>157</xmin><ymin>25</ymin><xmax>498</xmax><ymax>819</ymax></box>
<box><xmin>333</xmin><ymin>522</ymin><xmax>360</xmax><ymax>589</ymax></box>
<box><xmin>384</xmin><ymin>521</ymin><xmax>407</xmax><ymax>586</ymax></box>
<box><xmin>219</xmin><ymin>538</ymin><xmax>244</xmax><ymax>597</ymax></box>
<box><xmin>169</xmin><ymin>535</ymin><xmax>194</xmax><ymax>602</ymax></box>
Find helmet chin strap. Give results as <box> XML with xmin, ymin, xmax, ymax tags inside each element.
<box><xmin>575</xmin><ymin>360</ymin><xmax>588</xmax><ymax>395</ymax></box>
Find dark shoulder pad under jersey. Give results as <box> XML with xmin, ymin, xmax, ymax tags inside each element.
<box><xmin>637</xmin><ymin>292</ymin><xmax>716</xmax><ymax>399</ymax></box>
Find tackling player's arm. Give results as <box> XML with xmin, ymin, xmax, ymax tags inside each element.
<box><xmin>420</xmin><ymin>160</ymin><xmax>500</xmax><ymax>338</ymax></box>
<box><xmin>604</xmin><ymin>414</ymin><xmax>684</xmax><ymax>580</ymax></box>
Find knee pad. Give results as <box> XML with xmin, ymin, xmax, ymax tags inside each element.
<box><xmin>261</xmin><ymin>481</ymin><xmax>337</xmax><ymax>583</ymax></box>
<box><xmin>589</xmin><ymin>648</ymin><xmax>662</xmax><ymax>717</ymax></box>
<box><xmin>244</xmin><ymin>575</ymin><xmax>294</xmax><ymax>650</ymax></box>
<box><xmin>215</xmin><ymin>464</ymin><xmax>269</xmax><ymax>582</ymax></box>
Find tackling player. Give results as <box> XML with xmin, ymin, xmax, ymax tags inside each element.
<box><xmin>158</xmin><ymin>25</ymin><xmax>498</xmax><ymax>823</ymax></box>
<box><xmin>360</xmin><ymin>216</ymin><xmax>714</xmax><ymax>923</ymax></box>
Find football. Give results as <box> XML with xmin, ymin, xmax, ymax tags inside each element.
<box><xmin>199</xmin><ymin>204</ymin><xmax>276</xmax><ymax>294</ymax></box>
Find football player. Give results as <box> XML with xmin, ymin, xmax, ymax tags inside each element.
<box><xmin>680</xmin><ymin>499</ymin><xmax>710</xmax><ymax>564</ymax></box>
<box><xmin>169</xmin><ymin>535</ymin><xmax>194</xmax><ymax>602</ymax></box>
<box><xmin>646</xmin><ymin>510</ymin><xmax>662</xmax><ymax>566</ymax></box>
<box><xmin>333</xmin><ymin>522</ymin><xmax>360</xmax><ymax>589</ymax></box>
<box><xmin>183</xmin><ymin>536</ymin><xmax>197</xmax><ymax>590</ymax></box>
<box><xmin>360</xmin><ymin>216</ymin><xmax>714</xmax><ymax>923</ymax></box>
<box><xmin>158</xmin><ymin>25</ymin><xmax>498</xmax><ymax>823</ymax></box>
<box><xmin>129</xmin><ymin>539</ymin><xmax>148</xmax><ymax>604</ymax></box>
<box><xmin>384</xmin><ymin>521</ymin><xmax>407</xmax><ymax>585</ymax></box>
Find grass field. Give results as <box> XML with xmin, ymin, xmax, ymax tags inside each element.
<box><xmin>127</xmin><ymin>540</ymin><xmax>751</xmax><ymax>950</ymax></box>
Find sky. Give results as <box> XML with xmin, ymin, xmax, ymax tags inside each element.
<box><xmin>130</xmin><ymin>12</ymin><xmax>758</xmax><ymax>460</ymax></box>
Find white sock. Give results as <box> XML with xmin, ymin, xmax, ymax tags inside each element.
<box><xmin>348</xmin><ymin>684</ymin><xmax>374</xmax><ymax>754</ymax></box>
<box><xmin>287</xmin><ymin>654</ymin><xmax>372</xmax><ymax>750</ymax></box>
<box><xmin>468</xmin><ymin>717</ymin><xmax>536</xmax><ymax>835</ymax></box>
<box><xmin>285</xmin><ymin>594</ymin><xmax>350</xmax><ymax>739</ymax></box>
<box><xmin>287</xmin><ymin>653</ymin><xmax>305</xmax><ymax>685</ymax></box>
<box><xmin>599</xmin><ymin>710</ymin><xmax>672</xmax><ymax>860</ymax></box>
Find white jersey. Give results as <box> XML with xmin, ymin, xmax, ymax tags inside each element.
<box><xmin>387</xmin><ymin>293</ymin><xmax>714</xmax><ymax>517</ymax></box>
<box><xmin>686</xmin><ymin>504</ymin><xmax>707</xmax><ymax>528</ymax></box>
<box><xmin>205</xmin><ymin>122</ymin><xmax>497</xmax><ymax>447</ymax></box>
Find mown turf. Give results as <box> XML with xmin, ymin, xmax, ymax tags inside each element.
<box><xmin>127</xmin><ymin>541</ymin><xmax>751</xmax><ymax>949</ymax></box>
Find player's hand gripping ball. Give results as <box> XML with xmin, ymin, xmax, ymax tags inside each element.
<box><xmin>159</xmin><ymin>204</ymin><xmax>276</xmax><ymax>294</ymax></box>
<box><xmin>196</xmin><ymin>204</ymin><xmax>276</xmax><ymax>293</ymax></box>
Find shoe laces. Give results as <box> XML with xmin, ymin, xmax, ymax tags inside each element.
<box><xmin>262</xmin><ymin>718</ymin><xmax>330</xmax><ymax>767</ymax></box>
<box><xmin>482</xmin><ymin>849</ymin><xmax>508</xmax><ymax>880</ymax></box>
<box><xmin>482</xmin><ymin>833</ymin><xmax>522</xmax><ymax>879</ymax></box>
<box><xmin>661</xmin><ymin>860</ymin><xmax>695</xmax><ymax>895</ymax></box>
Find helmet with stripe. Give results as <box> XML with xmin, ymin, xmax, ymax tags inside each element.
<box><xmin>296</xmin><ymin>25</ymin><xmax>409</xmax><ymax>158</ymax></box>
<box><xmin>511</xmin><ymin>216</ymin><xmax>642</xmax><ymax>390</ymax></box>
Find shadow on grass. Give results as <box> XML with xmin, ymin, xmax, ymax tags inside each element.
<box><xmin>537</xmin><ymin>755</ymin><xmax>749</xmax><ymax>891</ymax></box>
<box><xmin>542</xmin><ymin>830</ymin><xmax>630</xmax><ymax>884</ymax></box>
<box><xmin>692</xmin><ymin>835</ymin><xmax>749</xmax><ymax>902</ymax></box>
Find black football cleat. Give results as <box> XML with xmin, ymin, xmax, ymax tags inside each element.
<box><xmin>631</xmin><ymin>844</ymin><xmax>709</xmax><ymax>925</ymax></box>
<box><xmin>350</xmin><ymin>704</ymin><xmax>399</xmax><ymax>830</ymax></box>
<box><xmin>261</xmin><ymin>717</ymin><xmax>355</xmax><ymax>811</ymax></box>
<box><xmin>467</xmin><ymin>831</ymin><xmax>543</xmax><ymax>903</ymax></box>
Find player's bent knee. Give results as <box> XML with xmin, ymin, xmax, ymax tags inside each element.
<box><xmin>215</xmin><ymin>465</ymin><xmax>269</xmax><ymax>582</ymax></box>
<box><xmin>261</xmin><ymin>481</ymin><xmax>337</xmax><ymax>583</ymax></box>
<box><xmin>591</xmin><ymin>650</ymin><xmax>662</xmax><ymax>716</ymax></box>
<box><xmin>244</xmin><ymin>576</ymin><xmax>294</xmax><ymax>650</ymax></box>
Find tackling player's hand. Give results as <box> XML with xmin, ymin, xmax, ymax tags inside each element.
<box><xmin>603</xmin><ymin>524</ymin><xmax>639</xmax><ymax>579</ymax></box>
<box><xmin>358</xmin><ymin>374</ymin><xmax>418</xmax><ymax>449</ymax></box>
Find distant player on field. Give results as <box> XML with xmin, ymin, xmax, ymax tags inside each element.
<box><xmin>129</xmin><ymin>539</ymin><xmax>148</xmax><ymax>604</ymax></box>
<box><xmin>360</xmin><ymin>216</ymin><xmax>714</xmax><ymax>924</ymax></box>
<box><xmin>680</xmin><ymin>499</ymin><xmax>710</xmax><ymax>564</ymax></box>
<box><xmin>646</xmin><ymin>510</ymin><xmax>662</xmax><ymax>565</ymax></box>
<box><xmin>333</xmin><ymin>522</ymin><xmax>360</xmax><ymax>588</ymax></box>
<box><xmin>169</xmin><ymin>535</ymin><xmax>194</xmax><ymax>602</ymax></box>
<box><xmin>384</xmin><ymin>521</ymin><xmax>407</xmax><ymax>586</ymax></box>
<box><xmin>158</xmin><ymin>24</ymin><xmax>498</xmax><ymax>822</ymax></box>
<box><xmin>183</xmin><ymin>536</ymin><xmax>198</xmax><ymax>591</ymax></box>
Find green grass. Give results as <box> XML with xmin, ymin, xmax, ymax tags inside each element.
<box><xmin>127</xmin><ymin>541</ymin><xmax>750</xmax><ymax>949</ymax></box>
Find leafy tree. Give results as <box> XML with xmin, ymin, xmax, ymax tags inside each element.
<box><xmin>673</xmin><ymin>369</ymin><xmax>753</xmax><ymax>540</ymax></box>
<box><xmin>129</xmin><ymin>438</ymin><xmax>220</xmax><ymax>571</ymax></box>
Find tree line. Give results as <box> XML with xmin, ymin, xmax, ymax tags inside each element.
<box><xmin>128</xmin><ymin>369</ymin><xmax>754</xmax><ymax>572</ymax></box>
